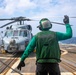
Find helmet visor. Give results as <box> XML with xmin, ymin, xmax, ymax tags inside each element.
<box><xmin>41</xmin><ymin>20</ymin><xmax>51</xmax><ymax>29</ymax></box>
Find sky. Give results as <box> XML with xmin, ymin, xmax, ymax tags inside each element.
<box><xmin>0</xmin><ymin>0</ymin><xmax>76</xmax><ymax>37</ymax></box>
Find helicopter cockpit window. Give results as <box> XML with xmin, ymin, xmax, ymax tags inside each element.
<box><xmin>5</xmin><ymin>30</ymin><xmax>27</xmax><ymax>37</ymax></box>
<box><xmin>19</xmin><ymin>30</ymin><xmax>27</xmax><ymax>37</ymax></box>
<box><xmin>24</xmin><ymin>31</ymin><xmax>27</xmax><ymax>37</ymax></box>
<box><xmin>5</xmin><ymin>30</ymin><xmax>13</xmax><ymax>36</ymax></box>
<box><xmin>13</xmin><ymin>30</ymin><xmax>18</xmax><ymax>36</ymax></box>
<box><xmin>19</xmin><ymin>30</ymin><xmax>23</xmax><ymax>36</ymax></box>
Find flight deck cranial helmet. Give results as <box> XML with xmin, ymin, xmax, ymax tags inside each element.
<box><xmin>38</xmin><ymin>18</ymin><xmax>52</xmax><ymax>30</ymax></box>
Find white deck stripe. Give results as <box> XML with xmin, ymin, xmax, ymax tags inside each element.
<box><xmin>6</xmin><ymin>72</ymin><xmax>76</xmax><ymax>75</ymax></box>
<box><xmin>0</xmin><ymin>55</ymin><xmax>36</xmax><ymax>59</ymax></box>
<box><xmin>0</xmin><ymin>57</ymin><xmax>20</xmax><ymax>59</ymax></box>
<box><xmin>60</xmin><ymin>48</ymin><xmax>68</xmax><ymax>55</ymax></box>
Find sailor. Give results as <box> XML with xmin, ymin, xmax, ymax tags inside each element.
<box><xmin>17</xmin><ymin>15</ymin><xmax>72</xmax><ymax>75</ymax></box>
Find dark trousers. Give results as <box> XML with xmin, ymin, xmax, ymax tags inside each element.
<box><xmin>36</xmin><ymin>63</ymin><xmax>61</xmax><ymax>75</ymax></box>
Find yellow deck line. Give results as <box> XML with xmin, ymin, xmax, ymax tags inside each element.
<box><xmin>6</xmin><ymin>57</ymin><xmax>36</xmax><ymax>75</ymax></box>
<box><xmin>6</xmin><ymin>58</ymin><xmax>20</xmax><ymax>75</ymax></box>
<box><xmin>60</xmin><ymin>48</ymin><xmax>68</xmax><ymax>55</ymax></box>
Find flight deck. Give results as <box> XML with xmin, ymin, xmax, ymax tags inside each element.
<box><xmin>0</xmin><ymin>44</ymin><xmax>76</xmax><ymax>75</ymax></box>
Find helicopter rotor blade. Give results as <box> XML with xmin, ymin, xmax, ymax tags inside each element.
<box><xmin>24</xmin><ymin>18</ymin><xmax>39</xmax><ymax>21</ymax></box>
<box><xmin>70</xmin><ymin>17</ymin><xmax>76</xmax><ymax>18</ymax></box>
<box><xmin>0</xmin><ymin>16</ymin><xmax>73</xmax><ymax>28</ymax></box>
<box><xmin>0</xmin><ymin>19</ymin><xmax>13</xmax><ymax>21</ymax></box>
<box><xmin>33</xmin><ymin>19</ymin><xmax>73</xmax><ymax>26</ymax></box>
<box><xmin>9</xmin><ymin>16</ymin><xmax>38</xmax><ymax>21</ymax></box>
<box><xmin>0</xmin><ymin>17</ymin><xmax>26</xmax><ymax>21</ymax></box>
<box><xmin>0</xmin><ymin>16</ymin><xmax>76</xmax><ymax>21</ymax></box>
<box><xmin>34</xmin><ymin>18</ymin><xmax>73</xmax><ymax>26</ymax></box>
<box><xmin>0</xmin><ymin>17</ymin><xmax>38</xmax><ymax>21</ymax></box>
<box><xmin>0</xmin><ymin>20</ymin><xmax>16</xmax><ymax>28</ymax></box>
<box><xmin>50</xmin><ymin>21</ymin><xmax>72</xmax><ymax>26</ymax></box>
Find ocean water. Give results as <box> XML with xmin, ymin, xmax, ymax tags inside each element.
<box><xmin>60</xmin><ymin>37</ymin><xmax>76</xmax><ymax>44</ymax></box>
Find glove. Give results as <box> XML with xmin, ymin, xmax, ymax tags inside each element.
<box><xmin>63</xmin><ymin>15</ymin><xmax>69</xmax><ymax>24</ymax></box>
<box><xmin>17</xmin><ymin>61</ymin><xmax>25</xmax><ymax>71</ymax></box>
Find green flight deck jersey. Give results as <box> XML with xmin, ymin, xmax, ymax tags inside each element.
<box><xmin>21</xmin><ymin>24</ymin><xmax>72</xmax><ymax>63</ymax></box>
<box><xmin>35</xmin><ymin>31</ymin><xmax>61</xmax><ymax>63</ymax></box>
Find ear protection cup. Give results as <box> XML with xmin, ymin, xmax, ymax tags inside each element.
<box><xmin>50</xmin><ymin>23</ymin><xmax>52</xmax><ymax>28</ymax></box>
<box><xmin>39</xmin><ymin>26</ymin><xmax>42</xmax><ymax>30</ymax></box>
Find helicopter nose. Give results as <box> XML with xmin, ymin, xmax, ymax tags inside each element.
<box><xmin>10</xmin><ymin>39</ymin><xmax>16</xmax><ymax>45</ymax></box>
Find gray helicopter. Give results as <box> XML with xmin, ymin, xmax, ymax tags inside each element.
<box><xmin>0</xmin><ymin>16</ymin><xmax>34</xmax><ymax>53</ymax></box>
<box><xmin>0</xmin><ymin>15</ymin><xmax>73</xmax><ymax>53</ymax></box>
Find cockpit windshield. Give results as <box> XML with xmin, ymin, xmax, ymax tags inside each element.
<box><xmin>5</xmin><ymin>30</ymin><xmax>27</xmax><ymax>37</ymax></box>
<box><xmin>13</xmin><ymin>30</ymin><xmax>18</xmax><ymax>36</ymax></box>
<box><xmin>19</xmin><ymin>30</ymin><xmax>27</xmax><ymax>37</ymax></box>
<box><xmin>5</xmin><ymin>30</ymin><xmax>13</xmax><ymax>36</ymax></box>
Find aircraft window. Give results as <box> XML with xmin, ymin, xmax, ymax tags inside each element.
<box><xmin>19</xmin><ymin>30</ymin><xmax>27</xmax><ymax>37</ymax></box>
<box><xmin>24</xmin><ymin>31</ymin><xmax>27</xmax><ymax>37</ymax></box>
<box><xmin>19</xmin><ymin>31</ymin><xmax>23</xmax><ymax>36</ymax></box>
<box><xmin>6</xmin><ymin>31</ymin><xmax>13</xmax><ymax>36</ymax></box>
<box><xmin>13</xmin><ymin>30</ymin><xmax>18</xmax><ymax>36</ymax></box>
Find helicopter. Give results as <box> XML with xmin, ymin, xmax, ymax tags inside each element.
<box><xmin>0</xmin><ymin>16</ymin><xmax>35</xmax><ymax>53</ymax></box>
<box><xmin>0</xmin><ymin>15</ymin><xmax>74</xmax><ymax>53</ymax></box>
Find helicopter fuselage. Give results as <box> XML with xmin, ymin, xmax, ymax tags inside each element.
<box><xmin>1</xmin><ymin>24</ymin><xmax>33</xmax><ymax>52</ymax></box>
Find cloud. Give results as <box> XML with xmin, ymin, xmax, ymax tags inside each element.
<box><xmin>31</xmin><ymin>0</ymin><xmax>76</xmax><ymax>17</ymax></box>
<box><xmin>0</xmin><ymin>0</ymin><xmax>36</xmax><ymax>15</ymax></box>
<box><xmin>0</xmin><ymin>0</ymin><xmax>76</xmax><ymax>36</ymax></box>
<box><xmin>0</xmin><ymin>0</ymin><xmax>76</xmax><ymax>17</ymax></box>
<box><xmin>17</xmin><ymin>0</ymin><xmax>36</xmax><ymax>9</ymax></box>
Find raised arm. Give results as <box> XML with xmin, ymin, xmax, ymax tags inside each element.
<box><xmin>56</xmin><ymin>15</ymin><xmax>72</xmax><ymax>41</ymax></box>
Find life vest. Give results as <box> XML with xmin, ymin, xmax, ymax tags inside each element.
<box><xmin>35</xmin><ymin>31</ymin><xmax>61</xmax><ymax>63</ymax></box>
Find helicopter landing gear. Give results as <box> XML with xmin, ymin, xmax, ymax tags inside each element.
<box><xmin>0</xmin><ymin>45</ymin><xmax>6</xmax><ymax>54</ymax></box>
<box><xmin>1</xmin><ymin>50</ymin><xmax>6</xmax><ymax>54</ymax></box>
